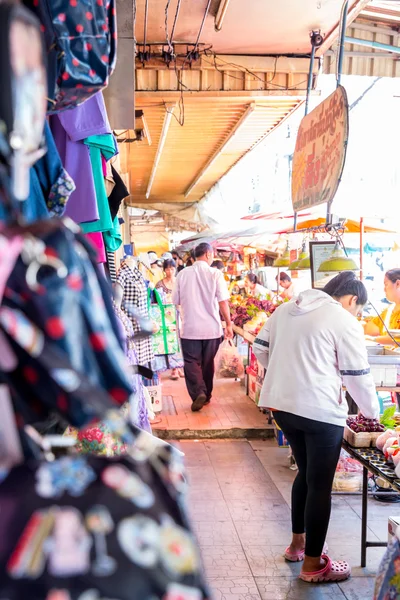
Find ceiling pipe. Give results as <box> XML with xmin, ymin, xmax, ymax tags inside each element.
<box><xmin>345</xmin><ymin>35</ymin><xmax>400</xmax><ymax>54</ymax></box>
<box><xmin>215</xmin><ymin>0</ymin><xmax>232</xmax><ymax>31</ymax></box>
<box><xmin>184</xmin><ymin>103</ymin><xmax>256</xmax><ymax>198</ymax></box>
<box><xmin>337</xmin><ymin>0</ymin><xmax>349</xmax><ymax>88</ymax></box>
<box><xmin>146</xmin><ymin>104</ymin><xmax>176</xmax><ymax>200</ymax></box>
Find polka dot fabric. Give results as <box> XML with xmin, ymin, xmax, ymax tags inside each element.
<box><xmin>24</xmin><ymin>0</ymin><xmax>117</xmax><ymax>113</ymax></box>
<box><xmin>0</xmin><ymin>220</ymin><xmax>134</xmax><ymax>430</ymax></box>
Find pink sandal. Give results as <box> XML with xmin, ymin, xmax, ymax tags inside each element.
<box><xmin>299</xmin><ymin>555</ymin><xmax>351</xmax><ymax>583</ymax></box>
<box><xmin>284</xmin><ymin>542</ymin><xmax>328</xmax><ymax>563</ymax></box>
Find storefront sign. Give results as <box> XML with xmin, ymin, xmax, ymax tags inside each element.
<box><xmin>291</xmin><ymin>86</ymin><xmax>349</xmax><ymax>212</ymax></box>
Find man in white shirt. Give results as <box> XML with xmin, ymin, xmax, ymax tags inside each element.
<box><xmin>172</xmin><ymin>243</ymin><xmax>233</xmax><ymax>412</ymax></box>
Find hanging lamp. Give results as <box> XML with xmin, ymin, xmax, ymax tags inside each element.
<box><xmin>296</xmin><ymin>252</ymin><xmax>311</xmax><ymax>270</ymax></box>
<box><xmin>289</xmin><ymin>242</ymin><xmax>310</xmax><ymax>270</ymax></box>
<box><xmin>273</xmin><ymin>242</ymin><xmax>290</xmax><ymax>267</ymax></box>
<box><xmin>318</xmin><ymin>241</ymin><xmax>359</xmax><ymax>272</ymax></box>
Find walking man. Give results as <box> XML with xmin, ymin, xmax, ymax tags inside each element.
<box><xmin>172</xmin><ymin>242</ymin><xmax>233</xmax><ymax>412</ymax></box>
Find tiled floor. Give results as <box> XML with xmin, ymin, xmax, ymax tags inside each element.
<box><xmin>173</xmin><ymin>439</ymin><xmax>393</xmax><ymax>600</ymax></box>
<box><xmin>152</xmin><ymin>374</ymin><xmax>271</xmax><ymax>433</ymax></box>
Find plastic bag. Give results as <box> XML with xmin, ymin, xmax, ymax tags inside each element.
<box><xmin>332</xmin><ymin>450</ymin><xmax>363</xmax><ymax>492</ymax></box>
<box><xmin>215</xmin><ymin>340</ymin><xmax>244</xmax><ymax>379</ymax></box>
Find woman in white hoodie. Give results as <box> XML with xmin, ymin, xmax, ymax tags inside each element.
<box><xmin>253</xmin><ymin>272</ymin><xmax>379</xmax><ymax>584</ymax></box>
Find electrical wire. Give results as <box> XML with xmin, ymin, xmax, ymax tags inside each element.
<box><xmin>165</xmin><ymin>0</ymin><xmax>182</xmax><ymax>53</ymax></box>
<box><xmin>194</xmin><ymin>0</ymin><xmax>212</xmax><ymax>53</ymax></box>
<box><xmin>143</xmin><ymin>0</ymin><xmax>149</xmax><ymax>50</ymax></box>
<box><xmin>170</xmin><ymin>0</ymin><xmax>182</xmax><ymax>45</ymax></box>
<box><xmin>367</xmin><ymin>300</ymin><xmax>400</xmax><ymax>348</ymax></box>
<box><xmin>165</xmin><ymin>0</ymin><xmax>173</xmax><ymax>52</ymax></box>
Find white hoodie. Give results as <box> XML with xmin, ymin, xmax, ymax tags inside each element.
<box><xmin>253</xmin><ymin>289</ymin><xmax>380</xmax><ymax>427</ymax></box>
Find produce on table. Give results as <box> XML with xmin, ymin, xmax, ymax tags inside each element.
<box><xmin>346</xmin><ymin>415</ymin><xmax>385</xmax><ymax>433</ymax></box>
<box><xmin>243</xmin><ymin>312</ymin><xmax>268</xmax><ymax>335</ymax></box>
<box><xmin>380</xmin><ymin>405</ymin><xmax>397</xmax><ymax>429</ymax></box>
<box><xmin>376</xmin><ymin>429</ymin><xmax>396</xmax><ymax>452</ymax></box>
<box><xmin>230</xmin><ymin>297</ymin><xmax>277</xmax><ymax>330</ymax></box>
<box><xmin>383</xmin><ymin>437</ymin><xmax>398</xmax><ymax>455</ymax></box>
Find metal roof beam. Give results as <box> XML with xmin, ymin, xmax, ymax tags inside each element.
<box><xmin>145</xmin><ymin>103</ymin><xmax>176</xmax><ymax>200</ymax></box>
<box><xmin>345</xmin><ymin>35</ymin><xmax>400</xmax><ymax>54</ymax></box>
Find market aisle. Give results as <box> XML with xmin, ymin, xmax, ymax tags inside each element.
<box><xmin>176</xmin><ymin>439</ymin><xmax>388</xmax><ymax>600</ymax></box>
<box><xmin>152</xmin><ymin>374</ymin><xmax>272</xmax><ymax>437</ymax></box>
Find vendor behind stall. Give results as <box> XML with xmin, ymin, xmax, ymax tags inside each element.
<box><xmin>277</xmin><ymin>272</ymin><xmax>296</xmax><ymax>300</ymax></box>
<box><xmin>364</xmin><ymin>269</ymin><xmax>400</xmax><ymax>345</ymax></box>
<box><xmin>245</xmin><ymin>273</ymin><xmax>271</xmax><ymax>299</ymax></box>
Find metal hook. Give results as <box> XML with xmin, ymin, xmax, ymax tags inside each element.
<box><xmin>26</xmin><ymin>255</ymin><xmax>68</xmax><ymax>291</ymax></box>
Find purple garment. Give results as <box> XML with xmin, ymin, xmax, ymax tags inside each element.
<box><xmin>58</xmin><ymin>92</ymin><xmax>111</xmax><ymax>142</ymax></box>
<box><xmin>49</xmin><ymin>92</ymin><xmax>112</xmax><ymax>225</ymax></box>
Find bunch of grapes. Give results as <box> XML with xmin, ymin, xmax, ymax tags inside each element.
<box><xmin>347</xmin><ymin>415</ymin><xmax>385</xmax><ymax>433</ymax></box>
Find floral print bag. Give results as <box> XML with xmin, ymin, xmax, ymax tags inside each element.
<box><xmin>374</xmin><ymin>534</ymin><xmax>400</xmax><ymax>599</ymax></box>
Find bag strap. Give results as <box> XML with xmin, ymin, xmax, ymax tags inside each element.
<box><xmin>148</xmin><ymin>287</ymin><xmax>169</xmax><ymax>355</ymax></box>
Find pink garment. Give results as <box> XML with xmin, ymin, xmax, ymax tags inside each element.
<box><xmin>101</xmin><ymin>155</ymin><xmax>107</xmax><ymax>177</ymax></box>
<box><xmin>85</xmin><ymin>232</ymin><xmax>106</xmax><ymax>263</ymax></box>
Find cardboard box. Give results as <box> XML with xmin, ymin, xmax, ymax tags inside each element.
<box><xmin>388</xmin><ymin>517</ymin><xmax>400</xmax><ymax>543</ymax></box>
<box><xmin>273</xmin><ymin>420</ymin><xmax>289</xmax><ymax>447</ymax></box>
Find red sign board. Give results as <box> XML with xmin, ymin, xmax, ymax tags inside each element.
<box><xmin>291</xmin><ymin>85</ymin><xmax>349</xmax><ymax>212</ymax></box>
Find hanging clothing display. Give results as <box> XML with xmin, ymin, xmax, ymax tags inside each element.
<box><xmin>25</xmin><ymin>123</ymin><xmax>75</xmax><ymax>221</ymax></box>
<box><xmin>107</xmin><ymin>252</ymin><xmax>117</xmax><ymax>283</ymax></box>
<box><xmin>85</xmin><ymin>232</ymin><xmax>107</xmax><ymax>264</ymax></box>
<box><xmin>23</xmin><ymin>0</ymin><xmax>117</xmax><ymax>112</ymax></box>
<box><xmin>0</xmin><ymin>447</ymin><xmax>210</xmax><ymax>600</ymax></box>
<box><xmin>108</xmin><ymin>166</ymin><xmax>129</xmax><ymax>221</ymax></box>
<box><xmin>0</xmin><ymin>221</ymin><xmax>134</xmax><ymax>433</ymax></box>
<box><xmin>116</xmin><ymin>263</ymin><xmax>154</xmax><ymax>367</ymax></box>
<box><xmin>81</xmin><ymin>134</ymin><xmax>116</xmax><ymax>234</ymax></box>
<box><xmin>0</xmin><ymin>8</ymin><xmax>212</xmax><ymax>597</ymax></box>
<box><xmin>49</xmin><ymin>92</ymin><xmax>112</xmax><ymax>225</ymax></box>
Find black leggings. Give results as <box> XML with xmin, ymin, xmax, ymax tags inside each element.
<box><xmin>273</xmin><ymin>411</ymin><xmax>343</xmax><ymax>558</ymax></box>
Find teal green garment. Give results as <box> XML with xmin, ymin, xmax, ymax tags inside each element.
<box><xmin>103</xmin><ymin>215</ymin><xmax>123</xmax><ymax>252</ymax></box>
<box><xmin>81</xmin><ymin>135</ymin><xmax>115</xmax><ymax>234</ymax></box>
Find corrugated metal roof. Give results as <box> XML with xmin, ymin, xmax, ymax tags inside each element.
<box><xmin>324</xmin><ymin>2</ymin><xmax>400</xmax><ymax>77</ymax></box>
<box><xmin>121</xmin><ymin>96</ymin><xmax>303</xmax><ymax>204</ymax></box>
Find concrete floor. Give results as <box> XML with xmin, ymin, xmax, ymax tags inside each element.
<box><xmin>173</xmin><ymin>439</ymin><xmax>392</xmax><ymax>600</ymax></box>
<box><xmin>152</xmin><ymin>375</ymin><xmax>273</xmax><ymax>438</ymax></box>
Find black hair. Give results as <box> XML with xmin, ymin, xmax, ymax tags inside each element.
<box><xmin>279</xmin><ymin>272</ymin><xmax>291</xmax><ymax>283</ymax></box>
<box><xmin>211</xmin><ymin>260</ymin><xmax>224</xmax><ymax>270</ymax></box>
<box><xmin>385</xmin><ymin>269</ymin><xmax>400</xmax><ymax>283</ymax></box>
<box><xmin>172</xmin><ymin>250</ymin><xmax>181</xmax><ymax>259</ymax></box>
<box><xmin>246</xmin><ymin>273</ymin><xmax>259</xmax><ymax>285</ymax></box>
<box><xmin>194</xmin><ymin>242</ymin><xmax>213</xmax><ymax>259</ymax></box>
<box><xmin>163</xmin><ymin>259</ymin><xmax>176</xmax><ymax>271</ymax></box>
<box><xmin>323</xmin><ymin>271</ymin><xmax>368</xmax><ymax>305</ymax></box>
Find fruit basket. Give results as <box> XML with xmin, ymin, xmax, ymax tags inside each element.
<box><xmin>344</xmin><ymin>426</ymin><xmax>374</xmax><ymax>448</ymax></box>
<box><xmin>344</xmin><ymin>415</ymin><xmax>385</xmax><ymax>448</ymax></box>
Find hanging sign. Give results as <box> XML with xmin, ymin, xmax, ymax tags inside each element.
<box><xmin>309</xmin><ymin>241</ymin><xmax>337</xmax><ymax>289</ymax></box>
<box><xmin>291</xmin><ymin>85</ymin><xmax>349</xmax><ymax>212</ymax></box>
